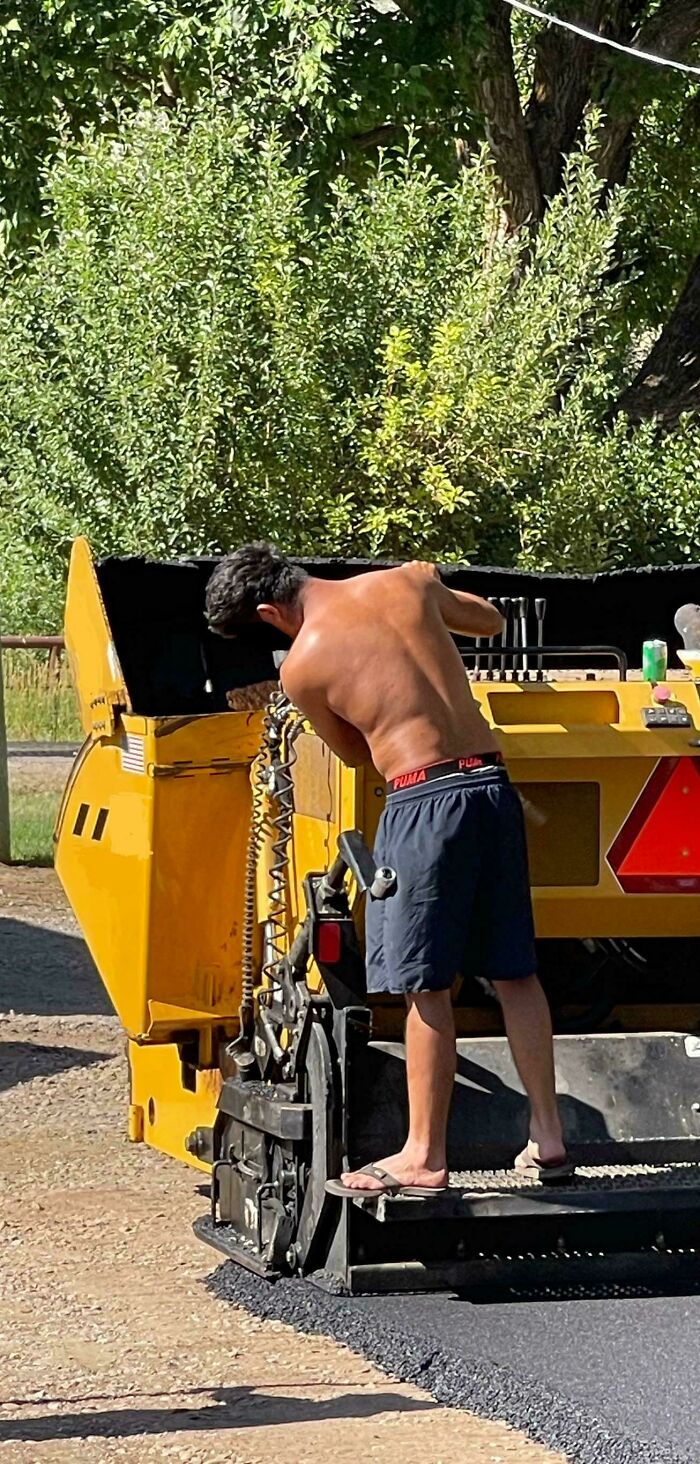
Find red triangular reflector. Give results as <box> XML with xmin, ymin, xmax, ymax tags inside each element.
<box><xmin>607</xmin><ymin>757</ymin><xmax>700</xmax><ymax>893</ymax></box>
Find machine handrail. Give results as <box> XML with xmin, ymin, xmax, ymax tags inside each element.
<box><xmin>460</xmin><ymin>643</ymin><xmax>629</xmax><ymax>680</ymax></box>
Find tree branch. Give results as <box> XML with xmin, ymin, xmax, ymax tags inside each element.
<box><xmin>596</xmin><ymin>0</ymin><xmax>700</xmax><ymax>194</ymax></box>
<box><xmin>616</xmin><ymin>252</ymin><xmax>700</xmax><ymax>426</ymax></box>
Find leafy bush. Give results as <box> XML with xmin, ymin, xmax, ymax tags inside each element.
<box><xmin>1</xmin><ymin>105</ymin><xmax>700</xmax><ymax>630</ymax></box>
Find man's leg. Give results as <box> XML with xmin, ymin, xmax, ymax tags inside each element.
<box><xmin>494</xmin><ymin>973</ymin><xmax>566</xmax><ymax>1164</ymax></box>
<box><xmin>341</xmin><ymin>989</ymin><xmax>455</xmax><ymax>1192</ymax></box>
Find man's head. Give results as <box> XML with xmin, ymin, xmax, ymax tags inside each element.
<box><xmin>205</xmin><ymin>543</ymin><xmax>307</xmax><ymax>639</ymax></box>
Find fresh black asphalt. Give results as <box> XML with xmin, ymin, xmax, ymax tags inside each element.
<box><xmin>210</xmin><ymin>1262</ymin><xmax>700</xmax><ymax>1464</ymax></box>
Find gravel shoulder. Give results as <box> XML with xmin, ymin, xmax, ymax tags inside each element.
<box><xmin>0</xmin><ymin>865</ymin><xmax>564</xmax><ymax>1464</ymax></box>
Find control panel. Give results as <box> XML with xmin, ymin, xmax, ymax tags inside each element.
<box><xmin>642</xmin><ymin>704</ymin><xmax>694</xmax><ymax>729</ymax></box>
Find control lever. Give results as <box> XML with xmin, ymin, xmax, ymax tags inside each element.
<box><xmin>500</xmin><ymin>597</ymin><xmax>511</xmax><ymax>682</ymax></box>
<box><xmin>330</xmin><ymin>829</ymin><xmax>396</xmax><ymax>900</ymax></box>
<box><xmin>487</xmin><ymin>599</ymin><xmax>498</xmax><ymax>679</ymax></box>
<box><xmin>285</xmin><ymin>830</ymin><xmax>397</xmax><ymax>990</ymax></box>
<box><xmin>535</xmin><ymin>598</ymin><xmax>546</xmax><ymax>680</ymax></box>
<box><xmin>518</xmin><ymin>597</ymin><xmax>529</xmax><ymax>678</ymax></box>
<box><xmin>493</xmin><ymin>598</ymin><xmax>505</xmax><ymax>681</ymax></box>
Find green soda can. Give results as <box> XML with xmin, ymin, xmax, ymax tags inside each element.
<box><xmin>642</xmin><ymin>638</ymin><xmax>668</xmax><ymax>682</ymax></box>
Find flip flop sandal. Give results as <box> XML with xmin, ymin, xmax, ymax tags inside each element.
<box><xmin>514</xmin><ymin>1148</ymin><xmax>576</xmax><ymax>1183</ymax></box>
<box><xmin>325</xmin><ymin>1163</ymin><xmax>449</xmax><ymax>1200</ymax></box>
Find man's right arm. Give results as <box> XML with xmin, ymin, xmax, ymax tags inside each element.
<box><xmin>436</xmin><ymin>583</ymin><xmax>504</xmax><ymax>637</ymax></box>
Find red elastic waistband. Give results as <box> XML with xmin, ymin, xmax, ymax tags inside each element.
<box><xmin>388</xmin><ymin>753</ymin><xmax>504</xmax><ymax>795</ymax></box>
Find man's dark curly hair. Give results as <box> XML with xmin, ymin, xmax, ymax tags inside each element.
<box><xmin>205</xmin><ymin>542</ymin><xmax>307</xmax><ymax>636</ymax></box>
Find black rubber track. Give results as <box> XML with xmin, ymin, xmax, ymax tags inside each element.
<box><xmin>208</xmin><ymin>1265</ymin><xmax>696</xmax><ymax>1464</ymax></box>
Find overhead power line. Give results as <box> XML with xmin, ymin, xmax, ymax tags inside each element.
<box><xmin>503</xmin><ymin>0</ymin><xmax>700</xmax><ymax>77</ymax></box>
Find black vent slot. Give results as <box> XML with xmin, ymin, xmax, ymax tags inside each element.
<box><xmin>92</xmin><ymin>808</ymin><xmax>109</xmax><ymax>842</ymax></box>
<box><xmin>73</xmin><ymin>803</ymin><xmax>89</xmax><ymax>836</ymax></box>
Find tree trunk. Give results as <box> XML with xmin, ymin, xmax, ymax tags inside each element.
<box><xmin>525</xmin><ymin>1</ymin><xmax>607</xmax><ymax>202</ymax></box>
<box><xmin>617</xmin><ymin>254</ymin><xmax>700</xmax><ymax>425</ymax></box>
<box><xmin>473</xmin><ymin>0</ymin><xmax>544</xmax><ymax>228</ymax></box>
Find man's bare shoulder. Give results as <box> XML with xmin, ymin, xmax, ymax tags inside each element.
<box><xmin>357</xmin><ymin>562</ymin><xmax>439</xmax><ymax>582</ymax></box>
<box><xmin>388</xmin><ymin>561</ymin><xmax>442</xmax><ymax>601</ymax></box>
<box><xmin>279</xmin><ymin>632</ymin><xmax>326</xmax><ymax>698</ymax></box>
<box><xmin>339</xmin><ymin>563</ymin><xmax>439</xmax><ymax>599</ymax></box>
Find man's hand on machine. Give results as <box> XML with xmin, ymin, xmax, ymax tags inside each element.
<box><xmin>407</xmin><ymin>561</ymin><xmax>503</xmax><ymax>638</ymax></box>
<box><xmin>226</xmin><ymin>680</ymin><xmax>280</xmax><ymax>711</ymax></box>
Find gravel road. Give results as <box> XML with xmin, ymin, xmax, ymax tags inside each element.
<box><xmin>0</xmin><ymin>863</ymin><xmax>563</xmax><ymax>1464</ymax></box>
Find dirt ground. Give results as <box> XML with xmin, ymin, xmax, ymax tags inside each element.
<box><xmin>0</xmin><ymin>859</ymin><xmax>565</xmax><ymax>1464</ymax></box>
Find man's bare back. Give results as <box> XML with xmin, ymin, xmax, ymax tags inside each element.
<box><xmin>280</xmin><ymin>563</ymin><xmax>503</xmax><ymax>780</ymax></box>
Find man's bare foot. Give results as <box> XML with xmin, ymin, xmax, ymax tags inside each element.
<box><xmin>341</xmin><ymin>1150</ymin><xmax>448</xmax><ymax>1193</ymax></box>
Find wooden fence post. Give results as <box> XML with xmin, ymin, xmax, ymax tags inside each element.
<box><xmin>0</xmin><ymin>623</ymin><xmax>10</xmax><ymax>862</ymax></box>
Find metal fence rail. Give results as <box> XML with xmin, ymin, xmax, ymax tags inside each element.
<box><xmin>0</xmin><ymin>635</ymin><xmax>64</xmax><ymax>648</ymax></box>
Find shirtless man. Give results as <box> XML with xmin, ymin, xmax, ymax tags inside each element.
<box><xmin>206</xmin><ymin>543</ymin><xmax>571</xmax><ymax>1194</ymax></box>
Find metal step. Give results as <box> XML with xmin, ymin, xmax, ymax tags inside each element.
<box><xmin>193</xmin><ymin>1214</ymin><xmax>281</xmax><ymax>1277</ymax></box>
<box><xmin>352</xmin><ymin>1161</ymin><xmax>700</xmax><ymax>1222</ymax></box>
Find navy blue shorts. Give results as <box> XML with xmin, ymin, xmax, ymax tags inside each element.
<box><xmin>365</xmin><ymin>765</ymin><xmax>536</xmax><ymax>995</ymax></box>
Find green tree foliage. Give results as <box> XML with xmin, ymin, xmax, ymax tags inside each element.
<box><xmin>2</xmin><ymin>108</ymin><xmax>700</xmax><ymax>630</ymax></box>
<box><xmin>2</xmin><ymin>3</ymin><xmax>700</xmax><ymax>631</ymax></box>
<box><xmin>0</xmin><ymin>0</ymin><xmax>476</xmax><ymax>252</ymax></box>
<box><xmin>4</xmin><ymin>2</ymin><xmax>699</xmax><ymax>325</ymax></box>
<box><xmin>0</xmin><ymin>1</ymin><xmax>170</xmax><ymax>248</ymax></box>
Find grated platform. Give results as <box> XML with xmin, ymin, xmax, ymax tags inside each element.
<box><xmin>448</xmin><ymin>1161</ymin><xmax>700</xmax><ymax>1196</ymax></box>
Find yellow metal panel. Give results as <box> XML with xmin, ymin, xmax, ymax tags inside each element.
<box><xmin>55</xmin><ymin>735</ymin><xmax>153</xmax><ymax>1034</ymax></box>
<box><xmin>291</xmin><ymin>733</ymin><xmax>336</xmax><ymax>820</ymax></box>
<box><xmin>523</xmin><ymin>781</ymin><xmax>600</xmax><ymax>886</ymax></box>
<box><xmin>63</xmin><ymin>537</ymin><xmax>130</xmax><ymax>736</ymax></box>
<box><xmin>56</xmin><ymin>708</ymin><xmax>265</xmax><ymax>1039</ymax></box>
<box><xmin>477</xmin><ymin>678</ymin><xmax>700</xmax><ymax>751</ymax></box>
<box><xmin>146</xmin><ymin>722</ymin><xmax>252</xmax><ymax>1035</ymax></box>
<box><xmin>128</xmin><ymin>1040</ymin><xmax>218</xmax><ymax>1172</ymax></box>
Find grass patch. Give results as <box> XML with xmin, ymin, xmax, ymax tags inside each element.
<box><xmin>1</xmin><ymin>650</ymin><xmax>82</xmax><ymax>742</ymax></box>
<box><xmin>9</xmin><ymin>787</ymin><xmax>61</xmax><ymax>865</ymax></box>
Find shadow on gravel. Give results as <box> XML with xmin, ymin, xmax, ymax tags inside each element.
<box><xmin>0</xmin><ymin>1042</ymin><xmax>111</xmax><ymax>1094</ymax></box>
<box><xmin>0</xmin><ymin>918</ymin><xmax>109</xmax><ymax>1016</ymax></box>
<box><xmin>0</xmin><ymin>1387</ymin><xmax>436</xmax><ymax>1442</ymax></box>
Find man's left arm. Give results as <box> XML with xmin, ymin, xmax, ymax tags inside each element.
<box><xmin>281</xmin><ymin>669</ymin><xmax>372</xmax><ymax>768</ymax></box>
<box><xmin>296</xmin><ymin>692</ymin><xmax>372</xmax><ymax>767</ymax></box>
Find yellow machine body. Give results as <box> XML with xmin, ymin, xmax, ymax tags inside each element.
<box><xmin>56</xmin><ymin>540</ymin><xmax>700</xmax><ymax>1176</ymax></box>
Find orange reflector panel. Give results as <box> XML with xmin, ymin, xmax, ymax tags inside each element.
<box><xmin>607</xmin><ymin>757</ymin><xmax>700</xmax><ymax>893</ymax></box>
